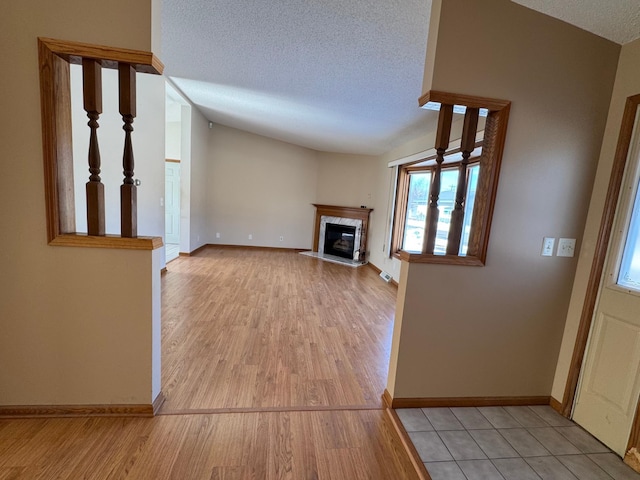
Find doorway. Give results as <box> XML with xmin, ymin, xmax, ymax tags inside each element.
<box><xmin>164</xmin><ymin>82</ymin><xmax>191</xmax><ymax>263</ymax></box>
<box><xmin>165</xmin><ymin>160</ymin><xmax>181</xmax><ymax>262</ymax></box>
<box><xmin>573</xmin><ymin>98</ymin><xmax>640</xmax><ymax>457</ymax></box>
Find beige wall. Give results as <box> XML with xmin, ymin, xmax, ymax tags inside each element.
<box><xmin>387</xmin><ymin>0</ymin><xmax>620</xmax><ymax>399</ymax></box>
<box><xmin>188</xmin><ymin>106</ymin><xmax>211</xmax><ymax>252</ymax></box>
<box><xmin>315</xmin><ymin>152</ymin><xmax>378</xmax><ymax>208</ymax></box>
<box><xmin>367</xmin><ymin>120</ymin><xmax>462</xmax><ymax>281</ymax></box>
<box><xmin>552</xmin><ymin>38</ymin><xmax>640</xmax><ymax>401</ymax></box>
<box><xmin>207</xmin><ymin>124</ymin><xmax>319</xmax><ymax>248</ymax></box>
<box><xmin>0</xmin><ymin>0</ymin><xmax>162</xmax><ymax>405</ymax></box>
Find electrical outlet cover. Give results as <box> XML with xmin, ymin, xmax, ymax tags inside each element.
<box><xmin>557</xmin><ymin>238</ymin><xmax>576</xmax><ymax>257</ymax></box>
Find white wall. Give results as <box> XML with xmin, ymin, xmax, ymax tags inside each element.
<box><xmin>165</xmin><ymin>120</ymin><xmax>181</xmax><ymax>160</ymax></box>
<box><xmin>207</xmin><ymin>124</ymin><xmax>319</xmax><ymax>249</ymax></box>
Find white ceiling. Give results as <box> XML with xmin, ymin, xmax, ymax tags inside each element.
<box><xmin>513</xmin><ymin>0</ymin><xmax>640</xmax><ymax>46</ymax></box>
<box><xmin>161</xmin><ymin>0</ymin><xmax>640</xmax><ymax>156</ymax></box>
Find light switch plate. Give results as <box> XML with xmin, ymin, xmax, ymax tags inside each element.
<box><xmin>557</xmin><ymin>238</ymin><xmax>576</xmax><ymax>257</ymax></box>
<box><xmin>542</xmin><ymin>237</ymin><xmax>555</xmax><ymax>256</ymax></box>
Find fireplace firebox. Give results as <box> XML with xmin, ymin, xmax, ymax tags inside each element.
<box><xmin>324</xmin><ymin>223</ymin><xmax>357</xmax><ymax>259</ymax></box>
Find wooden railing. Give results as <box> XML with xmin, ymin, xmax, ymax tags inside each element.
<box><xmin>38</xmin><ymin>38</ymin><xmax>163</xmax><ymax>248</ymax></box>
<box><xmin>397</xmin><ymin>90</ymin><xmax>511</xmax><ymax>266</ymax></box>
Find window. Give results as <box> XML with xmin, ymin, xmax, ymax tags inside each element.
<box><xmin>395</xmin><ymin>162</ymin><xmax>480</xmax><ymax>256</ymax></box>
<box><xmin>618</xmin><ymin>176</ymin><xmax>640</xmax><ymax>290</ymax></box>
<box><xmin>401</xmin><ymin>171</ymin><xmax>430</xmax><ymax>252</ymax></box>
<box><xmin>390</xmin><ymin>91</ymin><xmax>511</xmax><ymax>266</ymax></box>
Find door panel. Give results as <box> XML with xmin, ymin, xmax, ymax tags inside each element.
<box><xmin>586</xmin><ymin>313</ymin><xmax>640</xmax><ymax>412</ymax></box>
<box><xmin>574</xmin><ymin>107</ymin><xmax>640</xmax><ymax>456</ymax></box>
<box><xmin>165</xmin><ymin>162</ymin><xmax>181</xmax><ymax>245</ymax></box>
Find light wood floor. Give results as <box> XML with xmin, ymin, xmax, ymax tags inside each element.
<box><xmin>0</xmin><ymin>247</ymin><xmax>418</xmax><ymax>479</ymax></box>
<box><xmin>161</xmin><ymin>247</ymin><xmax>397</xmax><ymax>412</ymax></box>
<box><xmin>0</xmin><ymin>410</ymin><xmax>417</xmax><ymax>479</ymax></box>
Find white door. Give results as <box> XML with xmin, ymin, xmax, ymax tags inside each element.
<box><xmin>165</xmin><ymin>162</ymin><xmax>181</xmax><ymax>245</ymax></box>
<box><xmin>574</xmin><ymin>107</ymin><xmax>640</xmax><ymax>456</ymax></box>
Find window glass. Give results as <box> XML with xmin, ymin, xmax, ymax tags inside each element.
<box><xmin>402</xmin><ymin>172</ymin><xmax>430</xmax><ymax>252</ymax></box>
<box><xmin>618</xmin><ymin>179</ymin><xmax>640</xmax><ymax>290</ymax></box>
<box><xmin>460</xmin><ymin>164</ymin><xmax>480</xmax><ymax>255</ymax></box>
<box><xmin>434</xmin><ymin>169</ymin><xmax>459</xmax><ymax>254</ymax></box>
<box><xmin>392</xmin><ymin>161</ymin><xmax>483</xmax><ymax>259</ymax></box>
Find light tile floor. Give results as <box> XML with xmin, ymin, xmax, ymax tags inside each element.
<box><xmin>397</xmin><ymin>405</ymin><xmax>640</xmax><ymax>480</ymax></box>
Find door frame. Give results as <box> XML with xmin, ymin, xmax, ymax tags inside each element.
<box><xmin>562</xmin><ymin>93</ymin><xmax>640</xmax><ymax>453</ymax></box>
<box><xmin>164</xmin><ymin>159</ymin><xmax>181</xmax><ymax>250</ymax></box>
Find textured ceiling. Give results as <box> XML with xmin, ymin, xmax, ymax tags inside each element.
<box><xmin>162</xmin><ymin>0</ymin><xmax>434</xmax><ymax>155</ymax></box>
<box><xmin>513</xmin><ymin>0</ymin><xmax>640</xmax><ymax>45</ymax></box>
<box><xmin>162</xmin><ymin>0</ymin><xmax>640</xmax><ymax>156</ymax></box>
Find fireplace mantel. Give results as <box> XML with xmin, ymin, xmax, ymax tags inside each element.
<box><xmin>312</xmin><ymin>204</ymin><xmax>373</xmax><ymax>261</ymax></box>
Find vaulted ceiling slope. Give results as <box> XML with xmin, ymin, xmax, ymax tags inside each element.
<box><xmin>162</xmin><ymin>0</ymin><xmax>433</xmax><ymax>155</ymax></box>
<box><xmin>512</xmin><ymin>0</ymin><xmax>640</xmax><ymax>46</ymax></box>
<box><xmin>162</xmin><ymin>0</ymin><xmax>640</xmax><ymax>156</ymax></box>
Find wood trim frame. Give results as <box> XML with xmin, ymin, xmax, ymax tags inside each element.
<box><xmin>394</xmin><ymin>91</ymin><xmax>510</xmax><ymax>266</ymax></box>
<box><xmin>206</xmin><ymin>244</ymin><xmax>305</xmax><ymax>253</ymax></box>
<box><xmin>0</xmin><ymin>391</ymin><xmax>165</xmax><ymax>418</ymax></box>
<box><xmin>38</xmin><ymin>37</ymin><xmax>163</xmax><ymax>250</ymax></box>
<box><xmin>561</xmin><ymin>95</ymin><xmax>640</xmax><ymax>426</ymax></box>
<box><xmin>550</xmin><ymin>396</ymin><xmax>563</xmax><ymax>414</ymax></box>
<box><xmin>50</xmin><ymin>233</ymin><xmax>162</xmax><ymax>250</ymax></box>
<box><xmin>391</xmin><ymin>169</ymin><xmax>411</xmax><ymax>257</ymax></box>
<box><xmin>384</xmin><ymin>408</ymin><xmax>432</xmax><ymax>480</ymax></box>
<box><xmin>385</xmin><ymin>393</ymin><xmax>550</xmax><ymax>409</ymax></box>
<box><xmin>311</xmin><ymin>204</ymin><xmax>373</xmax><ymax>261</ymax></box>
<box><xmin>0</xmin><ymin>403</ymin><xmax>156</xmax><ymax>418</ymax></box>
<box><xmin>152</xmin><ymin>391</ymin><xmax>166</xmax><ymax>415</ymax></box>
<box><xmin>38</xmin><ymin>37</ymin><xmax>163</xmax><ymax>75</ymax></box>
<box><xmin>367</xmin><ymin>263</ymin><xmax>399</xmax><ymax>287</ymax></box>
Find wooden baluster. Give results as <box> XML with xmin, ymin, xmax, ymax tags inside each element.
<box><xmin>423</xmin><ymin>103</ymin><xmax>453</xmax><ymax>254</ymax></box>
<box><xmin>119</xmin><ymin>63</ymin><xmax>137</xmax><ymax>238</ymax></box>
<box><xmin>447</xmin><ymin>107</ymin><xmax>480</xmax><ymax>255</ymax></box>
<box><xmin>83</xmin><ymin>59</ymin><xmax>105</xmax><ymax>236</ymax></box>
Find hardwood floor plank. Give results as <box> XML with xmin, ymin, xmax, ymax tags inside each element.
<box><xmin>0</xmin><ymin>411</ymin><xmax>418</xmax><ymax>479</ymax></box>
<box><xmin>160</xmin><ymin>247</ymin><xmax>397</xmax><ymax>412</ymax></box>
<box><xmin>0</xmin><ymin>248</ymin><xmax>419</xmax><ymax>479</ymax></box>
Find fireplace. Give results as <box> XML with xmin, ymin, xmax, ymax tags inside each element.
<box><xmin>311</xmin><ymin>204</ymin><xmax>373</xmax><ymax>263</ymax></box>
<box><xmin>324</xmin><ymin>223</ymin><xmax>356</xmax><ymax>259</ymax></box>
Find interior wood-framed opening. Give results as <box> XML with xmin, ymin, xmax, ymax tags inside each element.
<box><xmin>561</xmin><ymin>94</ymin><xmax>640</xmax><ymax>454</ymax></box>
<box><xmin>392</xmin><ymin>90</ymin><xmax>511</xmax><ymax>267</ymax></box>
<box><xmin>38</xmin><ymin>37</ymin><xmax>163</xmax><ymax>250</ymax></box>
